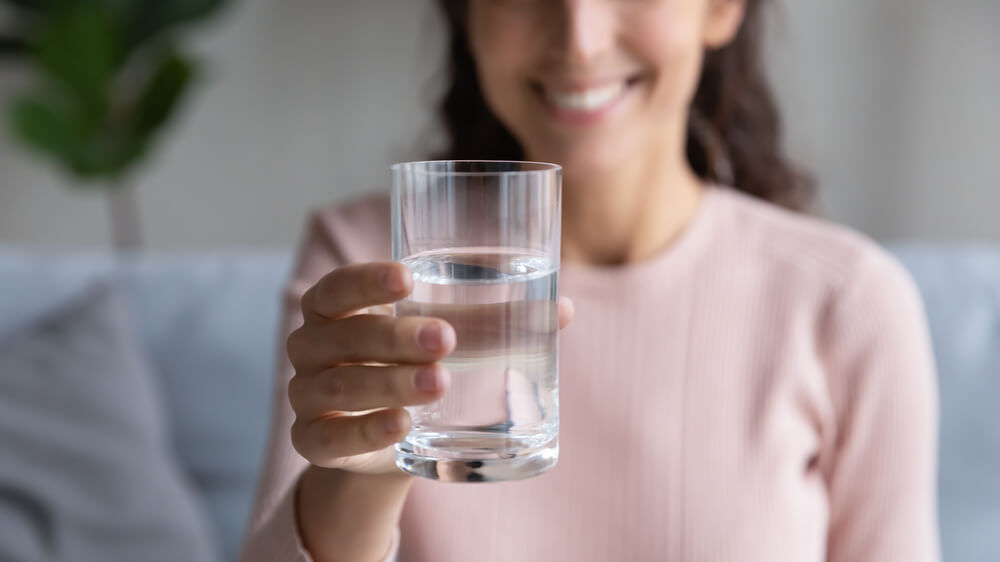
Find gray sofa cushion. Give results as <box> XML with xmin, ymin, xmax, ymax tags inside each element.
<box><xmin>116</xmin><ymin>256</ymin><xmax>290</xmax><ymax>560</ymax></box>
<box><xmin>0</xmin><ymin>282</ymin><xmax>218</xmax><ymax>562</ymax></box>
<box><xmin>0</xmin><ymin>251</ymin><xmax>292</xmax><ymax>560</ymax></box>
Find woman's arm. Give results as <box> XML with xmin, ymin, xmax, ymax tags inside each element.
<box><xmin>820</xmin><ymin>248</ymin><xmax>940</xmax><ymax>562</ymax></box>
<box><xmin>237</xmin><ymin>212</ymin><xmax>410</xmax><ymax>562</ymax></box>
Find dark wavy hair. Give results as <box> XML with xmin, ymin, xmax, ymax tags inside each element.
<box><xmin>435</xmin><ymin>0</ymin><xmax>813</xmax><ymax>212</ymax></box>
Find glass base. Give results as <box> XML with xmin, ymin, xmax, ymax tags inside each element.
<box><xmin>395</xmin><ymin>431</ymin><xmax>558</xmax><ymax>482</ymax></box>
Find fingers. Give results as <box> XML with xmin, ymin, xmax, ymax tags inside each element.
<box><xmin>287</xmin><ymin>314</ymin><xmax>456</xmax><ymax>370</ymax></box>
<box><xmin>301</xmin><ymin>262</ymin><xmax>575</xmax><ymax>332</ymax></box>
<box><xmin>558</xmin><ymin>296</ymin><xmax>574</xmax><ymax>330</ymax></box>
<box><xmin>292</xmin><ymin>409</ymin><xmax>412</xmax><ymax>463</ymax></box>
<box><xmin>302</xmin><ymin>262</ymin><xmax>412</xmax><ymax>321</ymax></box>
<box><xmin>289</xmin><ymin>364</ymin><xmax>450</xmax><ymax>415</ymax></box>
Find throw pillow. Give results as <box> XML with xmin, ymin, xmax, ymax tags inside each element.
<box><xmin>0</xmin><ymin>282</ymin><xmax>218</xmax><ymax>562</ymax></box>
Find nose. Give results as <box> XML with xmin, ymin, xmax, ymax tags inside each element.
<box><xmin>552</xmin><ymin>0</ymin><xmax>616</xmax><ymax>66</ymax></box>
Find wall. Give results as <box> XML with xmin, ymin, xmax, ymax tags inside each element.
<box><xmin>770</xmin><ymin>0</ymin><xmax>1000</xmax><ymax>242</ymax></box>
<box><xmin>0</xmin><ymin>0</ymin><xmax>997</xmax><ymax>250</ymax></box>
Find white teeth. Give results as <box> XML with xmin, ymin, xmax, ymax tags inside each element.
<box><xmin>546</xmin><ymin>82</ymin><xmax>625</xmax><ymax>112</ymax></box>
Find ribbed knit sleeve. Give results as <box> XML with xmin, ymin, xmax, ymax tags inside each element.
<box><xmin>238</xmin><ymin>203</ymin><xmax>400</xmax><ymax>562</ymax></box>
<box><xmin>820</xmin><ymin>249</ymin><xmax>940</xmax><ymax>561</ymax></box>
<box><xmin>237</xmin><ymin>211</ymin><xmax>335</xmax><ymax>562</ymax></box>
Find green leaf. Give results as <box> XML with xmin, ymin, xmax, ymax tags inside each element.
<box><xmin>4</xmin><ymin>0</ymin><xmax>64</xmax><ymax>13</ymax></box>
<box><xmin>9</xmin><ymin>91</ymin><xmax>150</xmax><ymax>181</ymax></box>
<box><xmin>3</xmin><ymin>0</ymin><xmax>220</xmax><ymax>184</ymax></box>
<box><xmin>65</xmin><ymin>131</ymin><xmax>147</xmax><ymax>179</ymax></box>
<box><xmin>133</xmin><ymin>51</ymin><xmax>194</xmax><ymax>135</ymax></box>
<box><xmin>33</xmin><ymin>6</ymin><xmax>120</xmax><ymax>106</ymax></box>
<box><xmin>10</xmin><ymin>95</ymin><xmax>76</xmax><ymax>157</ymax></box>
<box><xmin>128</xmin><ymin>0</ymin><xmax>226</xmax><ymax>47</ymax></box>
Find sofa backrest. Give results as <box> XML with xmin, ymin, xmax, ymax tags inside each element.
<box><xmin>890</xmin><ymin>244</ymin><xmax>1000</xmax><ymax>562</ymax></box>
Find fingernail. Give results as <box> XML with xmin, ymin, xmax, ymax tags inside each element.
<box><xmin>414</xmin><ymin>366</ymin><xmax>445</xmax><ymax>393</ymax></box>
<box><xmin>382</xmin><ymin>411</ymin><xmax>404</xmax><ymax>434</ymax></box>
<box><xmin>416</xmin><ymin>322</ymin><xmax>454</xmax><ymax>352</ymax></box>
<box><xmin>379</xmin><ymin>267</ymin><xmax>405</xmax><ymax>293</ymax></box>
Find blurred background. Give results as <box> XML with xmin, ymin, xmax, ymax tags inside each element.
<box><xmin>0</xmin><ymin>0</ymin><xmax>997</xmax><ymax>250</ymax></box>
<box><xmin>0</xmin><ymin>1</ymin><xmax>998</xmax><ymax>562</ymax></box>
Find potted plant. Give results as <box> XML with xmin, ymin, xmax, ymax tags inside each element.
<box><xmin>0</xmin><ymin>0</ymin><xmax>228</xmax><ymax>250</ymax></box>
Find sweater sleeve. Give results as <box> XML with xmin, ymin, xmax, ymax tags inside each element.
<box><xmin>820</xmin><ymin>248</ymin><xmax>940</xmax><ymax>562</ymax></box>
<box><xmin>237</xmin><ymin>211</ymin><xmax>400</xmax><ymax>562</ymax></box>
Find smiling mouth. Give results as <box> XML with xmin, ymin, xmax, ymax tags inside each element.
<box><xmin>533</xmin><ymin>76</ymin><xmax>642</xmax><ymax>114</ymax></box>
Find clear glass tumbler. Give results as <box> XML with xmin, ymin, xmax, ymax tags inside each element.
<box><xmin>391</xmin><ymin>160</ymin><xmax>562</xmax><ymax>482</ymax></box>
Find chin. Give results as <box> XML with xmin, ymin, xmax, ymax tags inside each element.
<box><xmin>532</xmin><ymin>141</ymin><xmax>624</xmax><ymax>184</ymax></box>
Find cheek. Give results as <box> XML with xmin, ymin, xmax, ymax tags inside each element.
<box><xmin>630</xmin><ymin>7</ymin><xmax>707</xmax><ymax>111</ymax></box>
<box><xmin>468</xmin><ymin>10</ymin><xmax>537</xmax><ymax>123</ymax></box>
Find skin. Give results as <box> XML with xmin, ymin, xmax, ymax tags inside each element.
<box><xmin>470</xmin><ymin>0</ymin><xmax>744</xmax><ymax>264</ymax></box>
<box><xmin>290</xmin><ymin>1</ymin><xmax>745</xmax><ymax>560</ymax></box>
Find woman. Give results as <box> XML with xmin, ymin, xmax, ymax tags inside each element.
<box><xmin>240</xmin><ymin>0</ymin><xmax>939</xmax><ymax>560</ymax></box>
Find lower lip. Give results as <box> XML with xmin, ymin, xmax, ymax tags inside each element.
<box><xmin>538</xmin><ymin>82</ymin><xmax>635</xmax><ymax>126</ymax></box>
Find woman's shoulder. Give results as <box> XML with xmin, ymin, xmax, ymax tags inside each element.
<box><xmin>313</xmin><ymin>190</ymin><xmax>391</xmax><ymax>231</ymax></box>
<box><xmin>306</xmin><ymin>191</ymin><xmax>391</xmax><ymax>264</ymax></box>
<box><xmin>709</xmin><ymin>186</ymin><xmax>917</xmax><ymax>299</ymax></box>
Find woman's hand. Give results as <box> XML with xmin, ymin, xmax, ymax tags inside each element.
<box><xmin>288</xmin><ymin>261</ymin><xmax>573</xmax><ymax>560</ymax></box>
<box><xmin>287</xmin><ymin>261</ymin><xmax>575</xmax><ymax>476</ymax></box>
<box><xmin>287</xmin><ymin>261</ymin><xmax>456</xmax><ymax>476</ymax></box>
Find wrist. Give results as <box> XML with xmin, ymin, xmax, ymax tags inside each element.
<box><xmin>296</xmin><ymin>465</ymin><xmax>413</xmax><ymax>562</ymax></box>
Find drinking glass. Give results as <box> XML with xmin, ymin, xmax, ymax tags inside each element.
<box><xmin>391</xmin><ymin>160</ymin><xmax>562</xmax><ymax>482</ymax></box>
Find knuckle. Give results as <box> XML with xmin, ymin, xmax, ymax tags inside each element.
<box><xmin>287</xmin><ymin>375</ymin><xmax>303</xmax><ymax>410</ymax></box>
<box><xmin>393</xmin><ymin>317</ymin><xmax>417</xmax><ymax>349</ymax></box>
<box><xmin>308</xmin><ymin>266</ymin><xmax>353</xmax><ymax>318</ymax></box>
<box><xmin>330</xmin><ymin>322</ymin><xmax>363</xmax><ymax>361</ymax></box>
<box><xmin>340</xmin><ymin>315</ymin><xmax>391</xmax><ymax>361</ymax></box>
<box><xmin>359</xmin><ymin>416</ymin><xmax>381</xmax><ymax>450</ymax></box>
<box><xmin>292</xmin><ymin>417</ymin><xmax>340</xmax><ymax>462</ymax></box>
<box><xmin>316</xmin><ymin>421</ymin><xmax>337</xmax><ymax>450</ymax></box>
<box><xmin>319</xmin><ymin>272</ymin><xmax>338</xmax><ymax>305</ymax></box>
<box><xmin>306</xmin><ymin>418</ymin><xmax>336</xmax><ymax>455</ymax></box>
<box><xmin>382</xmin><ymin>369</ymin><xmax>406</xmax><ymax>399</ymax></box>
<box><xmin>321</xmin><ymin>267</ymin><xmax>341</xmax><ymax>294</ymax></box>
<box><xmin>290</xmin><ymin>418</ymin><xmax>311</xmax><ymax>458</ymax></box>
<box><xmin>328</xmin><ymin>266</ymin><xmax>359</xmax><ymax>299</ymax></box>
<box><xmin>358</xmin><ymin>268</ymin><xmax>380</xmax><ymax>302</ymax></box>
<box><xmin>322</xmin><ymin>369</ymin><xmax>347</xmax><ymax>400</ymax></box>
<box><xmin>286</xmin><ymin>328</ymin><xmax>306</xmax><ymax>364</ymax></box>
<box><xmin>298</xmin><ymin>287</ymin><xmax>312</xmax><ymax>317</ymax></box>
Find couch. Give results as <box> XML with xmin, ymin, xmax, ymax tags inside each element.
<box><xmin>0</xmin><ymin>244</ymin><xmax>996</xmax><ymax>561</ymax></box>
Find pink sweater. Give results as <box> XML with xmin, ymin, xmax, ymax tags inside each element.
<box><xmin>239</xmin><ymin>186</ymin><xmax>939</xmax><ymax>562</ymax></box>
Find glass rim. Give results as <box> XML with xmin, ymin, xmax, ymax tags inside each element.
<box><xmin>390</xmin><ymin>159</ymin><xmax>562</xmax><ymax>176</ymax></box>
